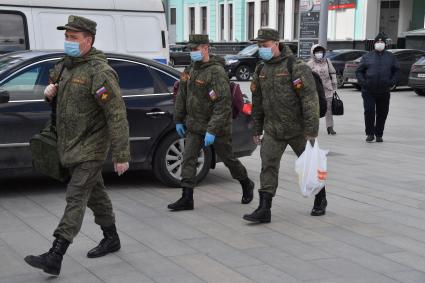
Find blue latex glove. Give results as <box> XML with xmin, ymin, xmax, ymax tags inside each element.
<box><xmin>204</xmin><ymin>132</ymin><xmax>215</xmax><ymax>147</ymax></box>
<box><xmin>176</xmin><ymin>123</ymin><xmax>185</xmax><ymax>138</ymax></box>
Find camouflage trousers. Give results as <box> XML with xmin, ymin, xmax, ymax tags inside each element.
<box><xmin>53</xmin><ymin>161</ymin><xmax>115</xmax><ymax>243</ymax></box>
<box><xmin>181</xmin><ymin>132</ymin><xmax>248</xmax><ymax>188</ymax></box>
<box><xmin>259</xmin><ymin>133</ymin><xmax>307</xmax><ymax>196</ymax></box>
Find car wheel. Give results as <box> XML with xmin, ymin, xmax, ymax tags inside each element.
<box><xmin>337</xmin><ymin>74</ymin><xmax>344</xmax><ymax>88</ymax></box>
<box><xmin>235</xmin><ymin>65</ymin><xmax>251</xmax><ymax>81</ymax></box>
<box><xmin>153</xmin><ymin>132</ymin><xmax>212</xmax><ymax>187</ymax></box>
<box><xmin>354</xmin><ymin>84</ymin><xmax>361</xmax><ymax>91</ymax></box>
<box><xmin>169</xmin><ymin>58</ymin><xmax>175</xmax><ymax>67</ymax></box>
<box><xmin>414</xmin><ymin>89</ymin><xmax>425</xmax><ymax>96</ymax></box>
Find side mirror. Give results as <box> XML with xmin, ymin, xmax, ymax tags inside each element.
<box><xmin>0</xmin><ymin>89</ymin><xmax>10</xmax><ymax>104</ymax></box>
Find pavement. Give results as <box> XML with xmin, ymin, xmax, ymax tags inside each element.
<box><xmin>1</xmin><ymin>84</ymin><xmax>425</xmax><ymax>283</ymax></box>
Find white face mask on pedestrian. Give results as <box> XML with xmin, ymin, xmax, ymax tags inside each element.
<box><xmin>375</xmin><ymin>42</ymin><xmax>385</xmax><ymax>52</ymax></box>
<box><xmin>314</xmin><ymin>52</ymin><xmax>324</xmax><ymax>60</ymax></box>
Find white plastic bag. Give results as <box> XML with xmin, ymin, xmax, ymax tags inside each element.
<box><xmin>294</xmin><ymin>139</ymin><xmax>329</xmax><ymax>197</ymax></box>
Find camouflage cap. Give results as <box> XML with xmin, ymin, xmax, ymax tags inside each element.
<box><xmin>57</xmin><ymin>15</ymin><xmax>97</xmax><ymax>35</ymax></box>
<box><xmin>253</xmin><ymin>28</ymin><xmax>279</xmax><ymax>42</ymax></box>
<box><xmin>187</xmin><ymin>34</ymin><xmax>209</xmax><ymax>48</ymax></box>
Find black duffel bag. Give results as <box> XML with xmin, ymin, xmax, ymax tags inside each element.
<box><xmin>331</xmin><ymin>92</ymin><xmax>344</xmax><ymax>116</ymax></box>
<box><xmin>30</xmin><ymin>124</ymin><xmax>70</xmax><ymax>183</ymax></box>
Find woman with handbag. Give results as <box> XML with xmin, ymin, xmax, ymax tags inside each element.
<box><xmin>307</xmin><ymin>44</ymin><xmax>338</xmax><ymax>135</ymax></box>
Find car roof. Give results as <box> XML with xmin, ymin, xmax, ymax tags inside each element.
<box><xmin>0</xmin><ymin>50</ymin><xmax>180</xmax><ymax>78</ymax></box>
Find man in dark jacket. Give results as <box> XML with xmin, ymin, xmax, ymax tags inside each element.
<box><xmin>168</xmin><ymin>34</ymin><xmax>254</xmax><ymax>211</ymax></box>
<box><xmin>356</xmin><ymin>32</ymin><xmax>399</xmax><ymax>142</ymax></box>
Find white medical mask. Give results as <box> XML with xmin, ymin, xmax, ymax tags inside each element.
<box><xmin>314</xmin><ymin>52</ymin><xmax>324</xmax><ymax>59</ymax></box>
<box><xmin>375</xmin><ymin>42</ymin><xmax>385</xmax><ymax>52</ymax></box>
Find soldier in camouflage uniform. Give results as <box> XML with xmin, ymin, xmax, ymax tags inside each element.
<box><xmin>25</xmin><ymin>16</ymin><xmax>130</xmax><ymax>276</ymax></box>
<box><xmin>168</xmin><ymin>34</ymin><xmax>255</xmax><ymax>211</ymax></box>
<box><xmin>243</xmin><ymin>28</ymin><xmax>327</xmax><ymax>224</ymax></box>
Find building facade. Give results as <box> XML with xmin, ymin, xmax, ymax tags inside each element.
<box><xmin>167</xmin><ymin>0</ymin><xmax>425</xmax><ymax>45</ymax></box>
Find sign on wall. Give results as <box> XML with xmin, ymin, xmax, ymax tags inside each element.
<box><xmin>298</xmin><ymin>0</ymin><xmax>321</xmax><ymax>60</ymax></box>
<box><xmin>329</xmin><ymin>0</ymin><xmax>356</xmax><ymax>10</ymax></box>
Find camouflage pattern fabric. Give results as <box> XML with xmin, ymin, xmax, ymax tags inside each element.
<box><xmin>49</xmin><ymin>48</ymin><xmax>130</xmax><ymax>167</ymax></box>
<box><xmin>253</xmin><ymin>28</ymin><xmax>280</xmax><ymax>41</ymax></box>
<box><xmin>57</xmin><ymin>15</ymin><xmax>97</xmax><ymax>35</ymax></box>
<box><xmin>174</xmin><ymin>55</ymin><xmax>232</xmax><ymax>137</ymax></box>
<box><xmin>251</xmin><ymin>44</ymin><xmax>319</xmax><ymax>140</ymax></box>
<box><xmin>53</xmin><ymin>161</ymin><xmax>115</xmax><ymax>243</ymax></box>
<box><xmin>187</xmin><ymin>34</ymin><xmax>209</xmax><ymax>47</ymax></box>
<box><xmin>181</xmin><ymin>132</ymin><xmax>248</xmax><ymax>189</ymax></box>
<box><xmin>251</xmin><ymin>44</ymin><xmax>320</xmax><ymax>194</ymax></box>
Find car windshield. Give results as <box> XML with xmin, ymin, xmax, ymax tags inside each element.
<box><xmin>238</xmin><ymin>45</ymin><xmax>258</xmax><ymax>56</ymax></box>
<box><xmin>326</xmin><ymin>50</ymin><xmax>345</xmax><ymax>59</ymax></box>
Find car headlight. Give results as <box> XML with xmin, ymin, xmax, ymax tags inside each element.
<box><xmin>226</xmin><ymin>59</ymin><xmax>238</xmax><ymax>65</ymax></box>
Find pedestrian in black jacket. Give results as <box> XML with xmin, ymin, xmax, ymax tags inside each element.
<box><xmin>355</xmin><ymin>32</ymin><xmax>399</xmax><ymax>143</ymax></box>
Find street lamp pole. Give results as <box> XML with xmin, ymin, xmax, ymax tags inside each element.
<box><xmin>319</xmin><ymin>0</ymin><xmax>329</xmax><ymax>48</ymax></box>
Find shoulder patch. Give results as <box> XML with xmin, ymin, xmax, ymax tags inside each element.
<box><xmin>95</xmin><ymin>85</ymin><xmax>111</xmax><ymax>103</ymax></box>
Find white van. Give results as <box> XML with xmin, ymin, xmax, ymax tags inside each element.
<box><xmin>0</xmin><ymin>0</ymin><xmax>169</xmax><ymax>64</ymax></box>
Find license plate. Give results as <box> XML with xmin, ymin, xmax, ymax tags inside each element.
<box><xmin>418</xmin><ymin>73</ymin><xmax>425</xmax><ymax>78</ymax></box>
<box><xmin>347</xmin><ymin>78</ymin><xmax>358</xmax><ymax>83</ymax></box>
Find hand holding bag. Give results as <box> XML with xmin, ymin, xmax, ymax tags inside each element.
<box><xmin>331</xmin><ymin>92</ymin><xmax>344</xmax><ymax>116</ymax></box>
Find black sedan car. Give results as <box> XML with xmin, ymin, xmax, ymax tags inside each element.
<box><xmin>169</xmin><ymin>45</ymin><xmax>191</xmax><ymax>67</ymax></box>
<box><xmin>224</xmin><ymin>43</ymin><xmax>298</xmax><ymax>81</ymax></box>
<box><xmin>325</xmin><ymin>49</ymin><xmax>367</xmax><ymax>88</ymax></box>
<box><xmin>0</xmin><ymin>51</ymin><xmax>256</xmax><ymax>186</ymax></box>
<box><xmin>408</xmin><ymin>55</ymin><xmax>425</xmax><ymax>96</ymax></box>
<box><xmin>343</xmin><ymin>49</ymin><xmax>425</xmax><ymax>91</ymax></box>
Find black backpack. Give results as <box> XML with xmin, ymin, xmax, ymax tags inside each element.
<box><xmin>286</xmin><ymin>56</ymin><xmax>327</xmax><ymax>118</ymax></box>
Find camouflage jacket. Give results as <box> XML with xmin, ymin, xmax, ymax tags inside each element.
<box><xmin>251</xmin><ymin>44</ymin><xmax>319</xmax><ymax>140</ymax></box>
<box><xmin>174</xmin><ymin>55</ymin><xmax>232</xmax><ymax>137</ymax></box>
<box><xmin>49</xmin><ymin>48</ymin><xmax>130</xmax><ymax>167</ymax></box>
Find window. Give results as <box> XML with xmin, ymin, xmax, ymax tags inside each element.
<box><xmin>261</xmin><ymin>1</ymin><xmax>269</xmax><ymax>27</ymax></box>
<box><xmin>229</xmin><ymin>4</ymin><xmax>233</xmax><ymax>41</ymax></box>
<box><xmin>248</xmin><ymin>2</ymin><xmax>255</xmax><ymax>40</ymax></box>
<box><xmin>293</xmin><ymin>0</ymin><xmax>300</xmax><ymax>39</ymax></box>
<box><xmin>0</xmin><ymin>12</ymin><xmax>27</xmax><ymax>54</ymax></box>
<box><xmin>278</xmin><ymin>0</ymin><xmax>285</xmax><ymax>38</ymax></box>
<box><xmin>220</xmin><ymin>4</ymin><xmax>225</xmax><ymax>41</ymax></box>
<box><xmin>170</xmin><ymin>8</ymin><xmax>176</xmax><ymax>25</ymax></box>
<box><xmin>190</xmin><ymin>7</ymin><xmax>195</xmax><ymax>34</ymax></box>
<box><xmin>201</xmin><ymin>7</ymin><xmax>208</xmax><ymax>34</ymax></box>
<box><xmin>1</xmin><ymin>61</ymin><xmax>55</xmax><ymax>101</ymax></box>
<box><xmin>109</xmin><ymin>60</ymin><xmax>172</xmax><ymax>95</ymax></box>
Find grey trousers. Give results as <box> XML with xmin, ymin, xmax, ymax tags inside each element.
<box><xmin>325</xmin><ymin>97</ymin><xmax>334</xmax><ymax>128</ymax></box>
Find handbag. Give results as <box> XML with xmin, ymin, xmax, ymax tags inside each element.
<box><xmin>30</xmin><ymin>124</ymin><xmax>70</xmax><ymax>182</ymax></box>
<box><xmin>30</xmin><ymin>62</ymin><xmax>70</xmax><ymax>182</ymax></box>
<box><xmin>331</xmin><ymin>92</ymin><xmax>344</xmax><ymax>116</ymax></box>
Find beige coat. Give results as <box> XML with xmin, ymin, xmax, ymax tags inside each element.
<box><xmin>307</xmin><ymin>44</ymin><xmax>337</xmax><ymax>99</ymax></box>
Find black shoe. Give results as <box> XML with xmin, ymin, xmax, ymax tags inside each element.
<box><xmin>366</xmin><ymin>135</ymin><xmax>374</xmax><ymax>142</ymax></box>
<box><xmin>239</xmin><ymin>178</ymin><xmax>254</xmax><ymax>204</ymax></box>
<box><xmin>311</xmin><ymin>190</ymin><xmax>327</xmax><ymax>216</ymax></box>
<box><xmin>24</xmin><ymin>238</ymin><xmax>70</xmax><ymax>276</ymax></box>
<box><xmin>376</xmin><ymin>136</ymin><xmax>383</xmax><ymax>143</ymax></box>
<box><xmin>243</xmin><ymin>192</ymin><xmax>272</xmax><ymax>223</ymax></box>
<box><xmin>87</xmin><ymin>224</ymin><xmax>121</xmax><ymax>258</ymax></box>
<box><xmin>167</xmin><ymin>188</ymin><xmax>194</xmax><ymax>211</ymax></box>
<box><xmin>327</xmin><ymin>127</ymin><xmax>336</xmax><ymax>135</ymax></box>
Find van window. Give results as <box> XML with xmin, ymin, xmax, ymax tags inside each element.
<box><xmin>122</xmin><ymin>16</ymin><xmax>162</xmax><ymax>53</ymax></box>
<box><xmin>0</xmin><ymin>12</ymin><xmax>27</xmax><ymax>54</ymax></box>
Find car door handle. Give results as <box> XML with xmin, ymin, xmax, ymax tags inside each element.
<box><xmin>146</xmin><ymin>111</ymin><xmax>167</xmax><ymax>116</ymax></box>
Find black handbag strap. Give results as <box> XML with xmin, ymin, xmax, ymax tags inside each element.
<box><xmin>50</xmin><ymin>63</ymin><xmax>66</xmax><ymax>132</ymax></box>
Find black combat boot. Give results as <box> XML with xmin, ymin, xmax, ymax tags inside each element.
<box><xmin>327</xmin><ymin>127</ymin><xmax>336</xmax><ymax>135</ymax></box>
<box><xmin>311</xmin><ymin>188</ymin><xmax>327</xmax><ymax>216</ymax></box>
<box><xmin>167</xmin><ymin>188</ymin><xmax>194</xmax><ymax>211</ymax></box>
<box><xmin>243</xmin><ymin>192</ymin><xmax>272</xmax><ymax>223</ymax></box>
<box><xmin>87</xmin><ymin>224</ymin><xmax>121</xmax><ymax>258</ymax></box>
<box><xmin>366</xmin><ymin>135</ymin><xmax>374</xmax><ymax>142</ymax></box>
<box><xmin>239</xmin><ymin>177</ymin><xmax>254</xmax><ymax>204</ymax></box>
<box><xmin>375</xmin><ymin>136</ymin><xmax>383</xmax><ymax>143</ymax></box>
<box><xmin>24</xmin><ymin>237</ymin><xmax>70</xmax><ymax>276</ymax></box>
